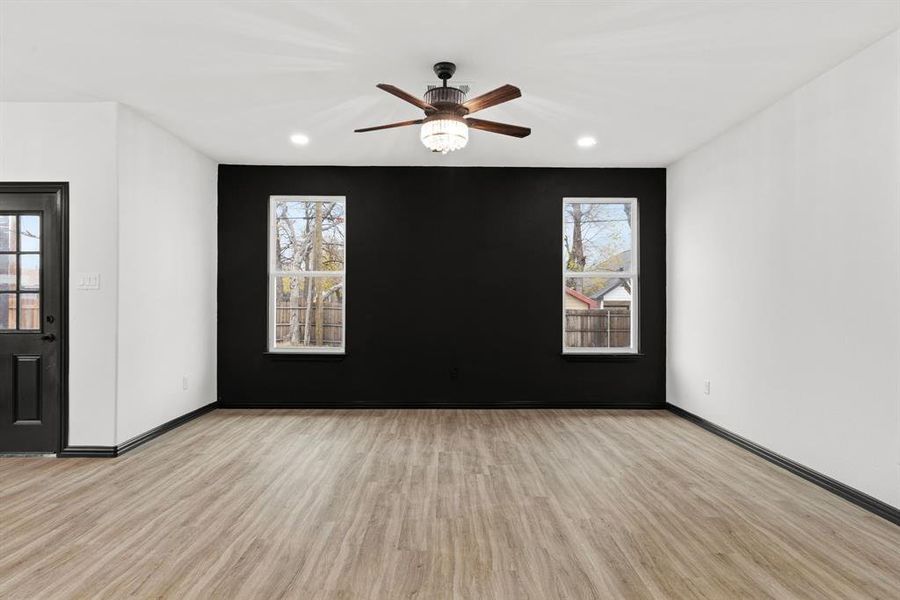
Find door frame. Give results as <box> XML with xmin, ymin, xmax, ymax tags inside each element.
<box><xmin>0</xmin><ymin>182</ymin><xmax>69</xmax><ymax>454</ymax></box>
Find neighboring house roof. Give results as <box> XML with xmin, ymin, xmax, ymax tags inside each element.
<box><xmin>592</xmin><ymin>278</ymin><xmax>631</xmax><ymax>301</ymax></box>
<box><xmin>589</xmin><ymin>250</ymin><xmax>632</xmax><ymax>301</ymax></box>
<box><xmin>596</xmin><ymin>249</ymin><xmax>631</xmax><ymax>272</ymax></box>
<box><xmin>565</xmin><ymin>287</ymin><xmax>598</xmax><ymax>308</ymax></box>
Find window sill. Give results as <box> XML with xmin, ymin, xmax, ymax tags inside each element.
<box><xmin>561</xmin><ymin>352</ymin><xmax>644</xmax><ymax>362</ymax></box>
<box><xmin>264</xmin><ymin>352</ymin><xmax>346</xmax><ymax>362</ymax></box>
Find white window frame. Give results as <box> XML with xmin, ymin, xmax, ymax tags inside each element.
<box><xmin>562</xmin><ymin>197</ymin><xmax>639</xmax><ymax>355</ymax></box>
<box><xmin>268</xmin><ymin>195</ymin><xmax>346</xmax><ymax>354</ymax></box>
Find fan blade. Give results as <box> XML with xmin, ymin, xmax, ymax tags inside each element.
<box><xmin>376</xmin><ymin>84</ymin><xmax>435</xmax><ymax>112</ymax></box>
<box><xmin>354</xmin><ymin>119</ymin><xmax>424</xmax><ymax>133</ymax></box>
<box><xmin>462</xmin><ymin>84</ymin><xmax>521</xmax><ymax>114</ymax></box>
<box><xmin>466</xmin><ymin>118</ymin><xmax>531</xmax><ymax>138</ymax></box>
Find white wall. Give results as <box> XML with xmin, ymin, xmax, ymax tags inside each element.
<box><xmin>668</xmin><ymin>32</ymin><xmax>900</xmax><ymax>508</ymax></box>
<box><xmin>115</xmin><ymin>106</ymin><xmax>217</xmax><ymax>443</ymax></box>
<box><xmin>0</xmin><ymin>102</ymin><xmax>217</xmax><ymax>447</ymax></box>
<box><xmin>0</xmin><ymin>103</ymin><xmax>120</xmax><ymax>446</ymax></box>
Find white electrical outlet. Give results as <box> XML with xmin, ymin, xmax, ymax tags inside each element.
<box><xmin>704</xmin><ymin>380</ymin><xmax>711</xmax><ymax>395</ymax></box>
<box><xmin>182</xmin><ymin>376</ymin><xmax>189</xmax><ymax>391</ymax></box>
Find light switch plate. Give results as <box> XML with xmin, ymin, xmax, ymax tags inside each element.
<box><xmin>76</xmin><ymin>273</ymin><xmax>101</xmax><ymax>290</ymax></box>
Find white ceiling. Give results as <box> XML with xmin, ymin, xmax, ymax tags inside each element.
<box><xmin>2</xmin><ymin>1</ymin><xmax>898</xmax><ymax>167</ymax></box>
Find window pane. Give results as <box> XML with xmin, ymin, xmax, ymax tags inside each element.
<box><xmin>0</xmin><ymin>294</ymin><xmax>15</xmax><ymax>330</ymax></box>
<box><xmin>18</xmin><ymin>293</ymin><xmax>40</xmax><ymax>330</ymax></box>
<box><xmin>564</xmin><ymin>277</ymin><xmax>632</xmax><ymax>349</ymax></box>
<box><xmin>19</xmin><ymin>215</ymin><xmax>40</xmax><ymax>252</ymax></box>
<box><xmin>564</xmin><ymin>202</ymin><xmax>632</xmax><ymax>272</ymax></box>
<box><xmin>273</xmin><ymin>275</ymin><xmax>343</xmax><ymax>349</ymax></box>
<box><xmin>273</xmin><ymin>201</ymin><xmax>345</xmax><ymax>272</ymax></box>
<box><xmin>20</xmin><ymin>255</ymin><xmax>40</xmax><ymax>291</ymax></box>
<box><xmin>0</xmin><ymin>255</ymin><xmax>15</xmax><ymax>291</ymax></box>
<box><xmin>0</xmin><ymin>215</ymin><xmax>15</xmax><ymax>251</ymax></box>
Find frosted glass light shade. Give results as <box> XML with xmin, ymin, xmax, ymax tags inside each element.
<box><xmin>420</xmin><ymin>119</ymin><xmax>468</xmax><ymax>154</ymax></box>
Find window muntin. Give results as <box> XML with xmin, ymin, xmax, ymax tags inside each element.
<box><xmin>562</xmin><ymin>198</ymin><xmax>638</xmax><ymax>354</ymax></box>
<box><xmin>268</xmin><ymin>196</ymin><xmax>345</xmax><ymax>353</ymax></box>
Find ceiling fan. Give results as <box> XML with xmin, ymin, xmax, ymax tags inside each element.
<box><xmin>354</xmin><ymin>62</ymin><xmax>530</xmax><ymax>154</ymax></box>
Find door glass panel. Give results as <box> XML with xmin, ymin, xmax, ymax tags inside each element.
<box><xmin>0</xmin><ymin>255</ymin><xmax>15</xmax><ymax>291</ymax></box>
<box><xmin>19</xmin><ymin>215</ymin><xmax>40</xmax><ymax>252</ymax></box>
<box><xmin>0</xmin><ymin>215</ymin><xmax>15</xmax><ymax>251</ymax></box>
<box><xmin>0</xmin><ymin>293</ymin><xmax>16</xmax><ymax>330</ymax></box>
<box><xmin>0</xmin><ymin>214</ymin><xmax>42</xmax><ymax>330</ymax></box>
<box><xmin>19</xmin><ymin>255</ymin><xmax>40</xmax><ymax>291</ymax></box>
<box><xmin>18</xmin><ymin>293</ymin><xmax>40</xmax><ymax>330</ymax></box>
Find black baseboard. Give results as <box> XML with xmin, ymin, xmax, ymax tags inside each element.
<box><xmin>116</xmin><ymin>402</ymin><xmax>218</xmax><ymax>455</ymax></box>
<box><xmin>58</xmin><ymin>402</ymin><xmax>217</xmax><ymax>458</ymax></box>
<box><xmin>219</xmin><ymin>401</ymin><xmax>666</xmax><ymax>410</ymax></box>
<box><xmin>57</xmin><ymin>445</ymin><xmax>117</xmax><ymax>458</ymax></box>
<box><xmin>666</xmin><ymin>403</ymin><xmax>900</xmax><ymax>527</ymax></box>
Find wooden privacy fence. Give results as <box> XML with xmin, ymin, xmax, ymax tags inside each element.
<box><xmin>565</xmin><ymin>308</ymin><xmax>631</xmax><ymax>348</ymax></box>
<box><xmin>276</xmin><ymin>305</ymin><xmax>627</xmax><ymax>349</ymax></box>
<box><xmin>275</xmin><ymin>304</ymin><xmax>342</xmax><ymax>346</ymax></box>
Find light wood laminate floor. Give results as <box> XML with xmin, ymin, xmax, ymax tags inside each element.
<box><xmin>1</xmin><ymin>409</ymin><xmax>898</xmax><ymax>599</ymax></box>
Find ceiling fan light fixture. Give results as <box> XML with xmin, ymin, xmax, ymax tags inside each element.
<box><xmin>420</xmin><ymin>117</ymin><xmax>468</xmax><ymax>154</ymax></box>
<box><xmin>355</xmin><ymin>62</ymin><xmax>529</xmax><ymax>152</ymax></box>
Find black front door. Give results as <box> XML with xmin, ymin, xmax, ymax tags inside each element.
<box><xmin>0</xmin><ymin>186</ymin><xmax>65</xmax><ymax>453</ymax></box>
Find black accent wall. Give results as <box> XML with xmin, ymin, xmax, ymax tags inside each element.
<box><xmin>218</xmin><ymin>166</ymin><xmax>665</xmax><ymax>408</ymax></box>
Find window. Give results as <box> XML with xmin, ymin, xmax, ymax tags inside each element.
<box><xmin>0</xmin><ymin>214</ymin><xmax>41</xmax><ymax>331</ymax></box>
<box><xmin>562</xmin><ymin>198</ymin><xmax>638</xmax><ymax>354</ymax></box>
<box><xmin>268</xmin><ymin>196</ymin><xmax>345</xmax><ymax>353</ymax></box>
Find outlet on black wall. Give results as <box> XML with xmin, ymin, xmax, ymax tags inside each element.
<box><xmin>217</xmin><ymin>166</ymin><xmax>665</xmax><ymax>408</ymax></box>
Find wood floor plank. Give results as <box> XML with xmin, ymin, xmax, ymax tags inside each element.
<box><xmin>1</xmin><ymin>409</ymin><xmax>898</xmax><ymax>599</ymax></box>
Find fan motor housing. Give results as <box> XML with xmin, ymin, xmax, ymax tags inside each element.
<box><xmin>424</xmin><ymin>86</ymin><xmax>466</xmax><ymax>106</ymax></box>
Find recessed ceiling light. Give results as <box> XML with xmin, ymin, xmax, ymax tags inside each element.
<box><xmin>577</xmin><ymin>136</ymin><xmax>597</xmax><ymax>148</ymax></box>
<box><xmin>290</xmin><ymin>133</ymin><xmax>310</xmax><ymax>146</ymax></box>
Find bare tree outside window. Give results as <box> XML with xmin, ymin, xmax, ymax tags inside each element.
<box><xmin>269</xmin><ymin>197</ymin><xmax>346</xmax><ymax>352</ymax></box>
<box><xmin>562</xmin><ymin>199</ymin><xmax>638</xmax><ymax>353</ymax></box>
